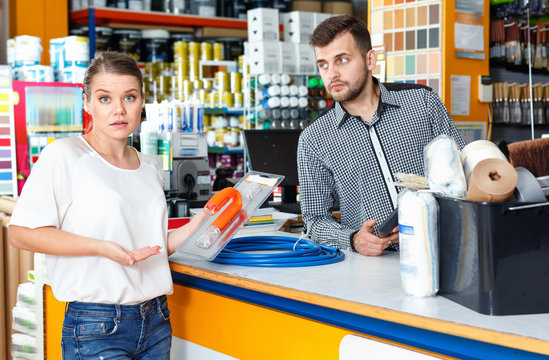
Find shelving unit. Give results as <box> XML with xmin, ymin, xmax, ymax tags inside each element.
<box><xmin>69</xmin><ymin>7</ymin><xmax>248</xmax><ymax>58</ymax></box>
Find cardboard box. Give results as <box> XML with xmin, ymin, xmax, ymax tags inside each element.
<box><xmin>283</xmin><ymin>11</ymin><xmax>315</xmax><ymax>44</ymax></box>
<box><xmin>313</xmin><ymin>12</ymin><xmax>336</xmax><ymax>28</ymax></box>
<box><xmin>295</xmin><ymin>43</ymin><xmax>317</xmax><ymax>75</ymax></box>
<box><xmin>248</xmin><ymin>41</ymin><xmax>281</xmax><ymax>75</ymax></box>
<box><xmin>291</xmin><ymin>0</ymin><xmax>322</xmax><ymax>12</ymax></box>
<box><xmin>279</xmin><ymin>41</ymin><xmax>297</xmax><ymax>74</ymax></box>
<box><xmin>247</xmin><ymin>8</ymin><xmax>280</xmax><ymax>42</ymax></box>
<box><xmin>323</xmin><ymin>1</ymin><xmax>354</xmax><ymax>16</ymax></box>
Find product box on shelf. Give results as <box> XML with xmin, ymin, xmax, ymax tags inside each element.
<box><xmin>295</xmin><ymin>43</ymin><xmax>317</xmax><ymax>75</ymax></box>
<box><xmin>283</xmin><ymin>11</ymin><xmax>315</xmax><ymax>44</ymax></box>
<box><xmin>247</xmin><ymin>8</ymin><xmax>280</xmax><ymax>42</ymax></box>
<box><xmin>247</xmin><ymin>41</ymin><xmax>280</xmax><ymax>75</ymax></box>
<box><xmin>436</xmin><ymin>196</ymin><xmax>549</xmax><ymax>316</ymax></box>
<box><xmin>279</xmin><ymin>41</ymin><xmax>297</xmax><ymax>74</ymax></box>
<box><xmin>313</xmin><ymin>12</ymin><xmax>336</xmax><ymax>28</ymax></box>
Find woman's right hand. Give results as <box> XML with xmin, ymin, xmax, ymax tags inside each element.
<box><xmin>101</xmin><ymin>241</ymin><xmax>161</xmax><ymax>266</ymax></box>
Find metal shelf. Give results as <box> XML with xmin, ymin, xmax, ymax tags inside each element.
<box><xmin>70</xmin><ymin>7</ymin><xmax>248</xmax><ymax>58</ymax></box>
<box><xmin>207</xmin><ymin>146</ymin><xmax>244</xmax><ymax>154</ymax></box>
<box><xmin>204</xmin><ymin>107</ymin><xmax>246</xmax><ymax>115</ymax></box>
<box><xmin>70</xmin><ymin>7</ymin><xmax>247</xmax><ymax>29</ymax></box>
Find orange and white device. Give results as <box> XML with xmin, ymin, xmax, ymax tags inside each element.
<box><xmin>175</xmin><ymin>171</ymin><xmax>284</xmax><ymax>260</ymax></box>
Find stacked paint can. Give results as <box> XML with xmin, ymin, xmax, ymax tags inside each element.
<box><xmin>7</xmin><ymin>35</ymin><xmax>56</xmax><ymax>82</ymax></box>
<box><xmin>49</xmin><ymin>35</ymin><xmax>89</xmax><ymax>83</ymax></box>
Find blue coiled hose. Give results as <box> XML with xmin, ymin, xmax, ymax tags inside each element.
<box><xmin>212</xmin><ymin>235</ymin><xmax>345</xmax><ymax>267</ymax></box>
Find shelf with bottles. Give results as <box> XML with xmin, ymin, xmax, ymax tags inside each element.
<box><xmin>246</xmin><ymin>73</ymin><xmax>333</xmax><ymax>130</ymax></box>
<box><xmin>207</xmin><ymin>146</ymin><xmax>244</xmax><ymax>154</ymax></box>
<box><xmin>204</xmin><ymin>107</ymin><xmax>246</xmax><ymax>115</ymax></box>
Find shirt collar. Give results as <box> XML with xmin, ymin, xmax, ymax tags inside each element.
<box><xmin>335</xmin><ymin>77</ymin><xmax>400</xmax><ymax>127</ymax></box>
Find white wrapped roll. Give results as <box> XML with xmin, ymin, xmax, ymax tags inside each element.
<box><xmin>424</xmin><ymin>135</ymin><xmax>467</xmax><ymax>198</ymax></box>
<box><xmin>398</xmin><ymin>190</ymin><xmax>439</xmax><ymax>297</ymax></box>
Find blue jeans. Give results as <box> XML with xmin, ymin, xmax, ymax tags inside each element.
<box><xmin>61</xmin><ymin>295</ymin><xmax>172</xmax><ymax>359</ymax></box>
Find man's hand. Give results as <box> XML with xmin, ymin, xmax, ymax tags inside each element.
<box><xmin>352</xmin><ymin>220</ymin><xmax>399</xmax><ymax>256</ymax></box>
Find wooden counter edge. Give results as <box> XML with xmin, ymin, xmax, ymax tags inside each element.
<box><xmin>169</xmin><ymin>261</ymin><xmax>549</xmax><ymax>356</ymax></box>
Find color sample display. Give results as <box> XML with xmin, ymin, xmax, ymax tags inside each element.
<box><xmin>370</xmin><ymin>0</ymin><xmax>442</xmax><ymax>95</ymax></box>
<box><xmin>0</xmin><ymin>66</ymin><xmax>19</xmax><ymax>195</ymax></box>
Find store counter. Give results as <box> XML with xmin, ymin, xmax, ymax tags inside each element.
<box><xmin>43</xmin><ymin>231</ymin><xmax>549</xmax><ymax>359</ymax></box>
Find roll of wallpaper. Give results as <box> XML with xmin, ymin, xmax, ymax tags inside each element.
<box><xmin>398</xmin><ymin>190</ymin><xmax>439</xmax><ymax>297</ymax></box>
<box><xmin>461</xmin><ymin>140</ymin><xmax>508</xmax><ymax>184</ymax></box>
<box><xmin>466</xmin><ymin>158</ymin><xmax>518</xmax><ymax>202</ymax></box>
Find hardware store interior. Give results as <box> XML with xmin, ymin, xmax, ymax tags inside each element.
<box><xmin>1</xmin><ymin>0</ymin><xmax>549</xmax><ymax>359</ymax></box>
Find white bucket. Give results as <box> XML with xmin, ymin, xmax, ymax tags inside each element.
<box><xmin>17</xmin><ymin>65</ymin><xmax>54</xmax><ymax>82</ymax></box>
<box><xmin>64</xmin><ymin>36</ymin><xmax>89</xmax><ymax>68</ymax></box>
<box><xmin>6</xmin><ymin>39</ymin><xmax>15</xmax><ymax>67</ymax></box>
<box><xmin>14</xmin><ymin>35</ymin><xmax>42</xmax><ymax>67</ymax></box>
<box><xmin>49</xmin><ymin>38</ymin><xmax>65</xmax><ymax>70</ymax></box>
<box><xmin>61</xmin><ymin>66</ymin><xmax>87</xmax><ymax>84</ymax></box>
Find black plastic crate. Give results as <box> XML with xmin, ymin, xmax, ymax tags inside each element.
<box><xmin>436</xmin><ymin>196</ymin><xmax>549</xmax><ymax>315</ymax></box>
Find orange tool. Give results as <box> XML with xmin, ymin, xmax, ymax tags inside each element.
<box><xmin>205</xmin><ymin>187</ymin><xmax>243</xmax><ymax>231</ymax></box>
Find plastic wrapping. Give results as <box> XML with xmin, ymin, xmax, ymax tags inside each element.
<box><xmin>424</xmin><ymin>135</ymin><xmax>467</xmax><ymax>198</ymax></box>
<box><xmin>16</xmin><ymin>282</ymin><xmax>36</xmax><ymax>308</ymax></box>
<box><xmin>11</xmin><ymin>333</ymin><xmax>36</xmax><ymax>359</ymax></box>
<box><xmin>175</xmin><ymin>171</ymin><xmax>284</xmax><ymax>260</ymax></box>
<box><xmin>398</xmin><ymin>189</ymin><xmax>439</xmax><ymax>297</ymax></box>
<box><xmin>12</xmin><ymin>306</ymin><xmax>36</xmax><ymax>335</ymax></box>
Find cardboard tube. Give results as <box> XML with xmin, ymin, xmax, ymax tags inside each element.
<box><xmin>0</xmin><ymin>196</ymin><xmax>17</xmax><ymax>215</ymax></box>
<box><xmin>0</xmin><ymin>219</ymin><xmax>6</xmax><ymax>360</ymax></box>
<box><xmin>3</xmin><ymin>216</ymin><xmax>19</xmax><ymax>344</ymax></box>
<box><xmin>466</xmin><ymin>159</ymin><xmax>518</xmax><ymax>202</ymax></box>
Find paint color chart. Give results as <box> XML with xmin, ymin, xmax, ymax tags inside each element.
<box><xmin>24</xmin><ymin>86</ymin><xmax>83</xmax><ymax>168</ymax></box>
<box><xmin>370</xmin><ymin>0</ymin><xmax>442</xmax><ymax>95</ymax></box>
<box><xmin>0</xmin><ymin>66</ymin><xmax>19</xmax><ymax>196</ymax></box>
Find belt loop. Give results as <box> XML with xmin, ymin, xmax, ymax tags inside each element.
<box><xmin>115</xmin><ymin>304</ymin><xmax>121</xmax><ymax>323</ymax></box>
<box><xmin>155</xmin><ymin>296</ymin><xmax>162</xmax><ymax>312</ymax></box>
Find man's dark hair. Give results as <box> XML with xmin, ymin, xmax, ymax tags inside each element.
<box><xmin>310</xmin><ymin>15</ymin><xmax>372</xmax><ymax>55</ymax></box>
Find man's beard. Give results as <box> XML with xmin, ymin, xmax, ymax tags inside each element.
<box><xmin>329</xmin><ymin>72</ymin><xmax>368</xmax><ymax>103</ymax></box>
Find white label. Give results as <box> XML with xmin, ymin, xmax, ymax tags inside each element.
<box><xmin>199</xmin><ymin>6</ymin><xmax>215</xmax><ymax>17</ymax></box>
<box><xmin>197</xmin><ymin>175</ymin><xmax>211</xmax><ymax>185</ymax></box>
<box><xmin>245</xmin><ymin>174</ymin><xmax>279</xmax><ymax>187</ymax></box>
<box><xmin>128</xmin><ymin>0</ymin><xmax>143</xmax><ymax>10</ymax></box>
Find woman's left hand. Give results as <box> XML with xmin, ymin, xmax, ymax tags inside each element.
<box><xmin>101</xmin><ymin>241</ymin><xmax>161</xmax><ymax>266</ymax></box>
<box><xmin>129</xmin><ymin>246</ymin><xmax>162</xmax><ymax>264</ymax></box>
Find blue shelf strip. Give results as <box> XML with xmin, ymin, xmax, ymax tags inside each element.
<box><xmin>172</xmin><ymin>272</ymin><xmax>547</xmax><ymax>359</ymax></box>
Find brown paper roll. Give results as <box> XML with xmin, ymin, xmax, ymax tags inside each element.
<box><xmin>466</xmin><ymin>158</ymin><xmax>518</xmax><ymax>202</ymax></box>
<box><xmin>19</xmin><ymin>249</ymin><xmax>34</xmax><ymax>284</ymax></box>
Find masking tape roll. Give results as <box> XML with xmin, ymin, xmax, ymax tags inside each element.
<box><xmin>466</xmin><ymin>158</ymin><xmax>518</xmax><ymax>202</ymax></box>
<box><xmin>461</xmin><ymin>140</ymin><xmax>508</xmax><ymax>184</ymax></box>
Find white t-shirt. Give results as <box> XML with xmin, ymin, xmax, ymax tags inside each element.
<box><xmin>10</xmin><ymin>136</ymin><xmax>173</xmax><ymax>304</ymax></box>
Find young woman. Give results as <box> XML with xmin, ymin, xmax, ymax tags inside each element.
<box><xmin>9</xmin><ymin>51</ymin><xmax>205</xmax><ymax>359</ymax></box>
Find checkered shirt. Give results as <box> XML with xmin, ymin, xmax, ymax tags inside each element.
<box><xmin>297</xmin><ymin>78</ymin><xmax>466</xmax><ymax>252</ymax></box>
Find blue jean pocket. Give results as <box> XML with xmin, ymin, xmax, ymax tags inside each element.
<box><xmin>76</xmin><ymin>316</ymin><xmax>118</xmax><ymax>340</ymax></box>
